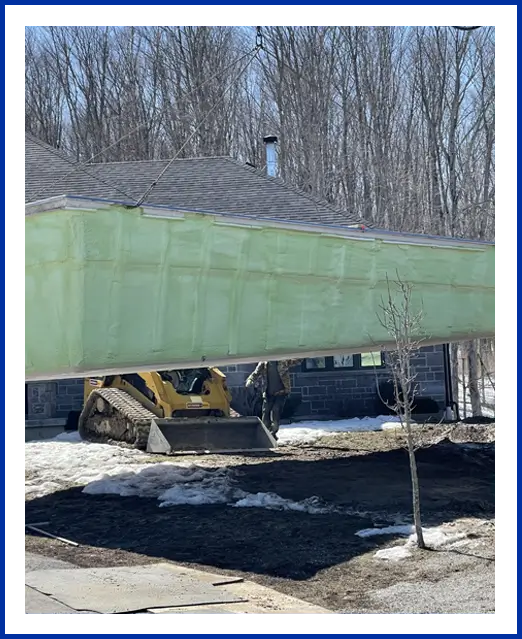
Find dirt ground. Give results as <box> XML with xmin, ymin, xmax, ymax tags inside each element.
<box><xmin>25</xmin><ymin>425</ymin><xmax>495</xmax><ymax>613</ymax></box>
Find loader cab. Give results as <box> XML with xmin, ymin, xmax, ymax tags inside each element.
<box><xmin>158</xmin><ymin>370</ymin><xmax>181</xmax><ymax>387</ymax></box>
<box><xmin>158</xmin><ymin>369</ymin><xmax>215</xmax><ymax>395</ymax></box>
<box><xmin>175</xmin><ymin>369</ymin><xmax>211</xmax><ymax>395</ymax></box>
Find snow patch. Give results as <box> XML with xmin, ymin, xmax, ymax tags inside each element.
<box><xmin>415</xmin><ymin>528</ymin><xmax>467</xmax><ymax>549</ymax></box>
<box><xmin>25</xmin><ymin>438</ymin><xmax>146</xmax><ymax>498</ymax></box>
<box><xmin>26</xmin><ymin>437</ymin><xmax>334</xmax><ymax>513</ymax></box>
<box><xmin>374</xmin><ymin>546</ymin><xmax>412</xmax><ymax>561</ymax></box>
<box><xmin>233</xmin><ymin>492</ymin><xmax>330</xmax><ymax>514</ymax></box>
<box><xmin>82</xmin><ymin>456</ymin><xmax>244</xmax><ymax>506</ymax></box>
<box><xmin>85</xmin><ymin>465</ymin><xmax>333</xmax><ymax>512</ymax></box>
<box><xmin>356</xmin><ymin>524</ymin><xmax>414</xmax><ymax>538</ymax></box>
<box><xmin>278</xmin><ymin>415</ymin><xmax>402</xmax><ymax>445</ymax></box>
<box><xmin>158</xmin><ymin>468</ymin><xmax>240</xmax><ymax>506</ymax></box>
<box><xmin>83</xmin><ymin>462</ymin><xmax>218</xmax><ymax>500</ymax></box>
<box><xmin>370</xmin><ymin>526</ymin><xmax>470</xmax><ymax>561</ymax></box>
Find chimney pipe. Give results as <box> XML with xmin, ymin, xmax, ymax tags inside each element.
<box><xmin>263</xmin><ymin>135</ymin><xmax>278</xmax><ymax>177</ymax></box>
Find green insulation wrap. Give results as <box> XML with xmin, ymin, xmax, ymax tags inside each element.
<box><xmin>25</xmin><ymin>202</ymin><xmax>494</xmax><ymax>380</ymax></box>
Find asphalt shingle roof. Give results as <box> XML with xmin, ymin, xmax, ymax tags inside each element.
<box><xmin>25</xmin><ymin>133</ymin><xmax>364</xmax><ymax>227</ymax></box>
<box><xmin>25</xmin><ymin>134</ymin><xmax>134</xmax><ymax>204</ymax></box>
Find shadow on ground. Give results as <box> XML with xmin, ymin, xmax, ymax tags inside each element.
<box><xmin>25</xmin><ymin>442</ymin><xmax>494</xmax><ymax>580</ymax></box>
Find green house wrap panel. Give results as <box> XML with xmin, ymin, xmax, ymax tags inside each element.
<box><xmin>25</xmin><ymin>202</ymin><xmax>494</xmax><ymax>380</ymax></box>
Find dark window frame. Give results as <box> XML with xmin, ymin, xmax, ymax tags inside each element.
<box><xmin>302</xmin><ymin>353</ymin><xmax>386</xmax><ymax>372</ymax></box>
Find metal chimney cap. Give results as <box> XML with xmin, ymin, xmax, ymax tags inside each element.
<box><xmin>263</xmin><ymin>135</ymin><xmax>278</xmax><ymax>144</ymax></box>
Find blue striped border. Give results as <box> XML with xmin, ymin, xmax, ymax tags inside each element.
<box><xmin>496</xmin><ymin>26</ymin><xmax>513</xmax><ymax>615</ymax></box>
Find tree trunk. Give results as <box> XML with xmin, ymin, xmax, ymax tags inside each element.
<box><xmin>450</xmin><ymin>342</ymin><xmax>460</xmax><ymax>419</ymax></box>
<box><xmin>405</xmin><ymin>416</ymin><xmax>425</xmax><ymax>548</ymax></box>
<box><xmin>467</xmin><ymin>340</ymin><xmax>482</xmax><ymax>417</ymax></box>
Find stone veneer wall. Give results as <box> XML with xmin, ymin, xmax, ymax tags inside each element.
<box><xmin>222</xmin><ymin>345</ymin><xmax>446</xmax><ymax>419</ymax></box>
<box><xmin>26</xmin><ymin>345</ymin><xmax>446</xmax><ymax>423</ymax></box>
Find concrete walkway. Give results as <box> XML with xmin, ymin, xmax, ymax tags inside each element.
<box><xmin>25</xmin><ymin>553</ymin><xmax>331</xmax><ymax>614</ymax></box>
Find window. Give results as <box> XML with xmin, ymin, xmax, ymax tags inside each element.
<box><xmin>305</xmin><ymin>357</ymin><xmax>326</xmax><ymax>370</ymax></box>
<box><xmin>361</xmin><ymin>351</ymin><xmax>383</xmax><ymax>367</ymax></box>
<box><xmin>303</xmin><ymin>352</ymin><xmax>385</xmax><ymax>371</ymax></box>
<box><xmin>333</xmin><ymin>354</ymin><xmax>354</xmax><ymax>368</ymax></box>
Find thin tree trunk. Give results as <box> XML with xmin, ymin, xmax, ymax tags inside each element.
<box><xmin>405</xmin><ymin>415</ymin><xmax>425</xmax><ymax>549</ymax></box>
<box><xmin>467</xmin><ymin>340</ymin><xmax>482</xmax><ymax>417</ymax></box>
<box><xmin>450</xmin><ymin>342</ymin><xmax>460</xmax><ymax>418</ymax></box>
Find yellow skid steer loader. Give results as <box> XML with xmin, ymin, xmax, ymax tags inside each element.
<box><xmin>79</xmin><ymin>368</ymin><xmax>275</xmax><ymax>454</ymax></box>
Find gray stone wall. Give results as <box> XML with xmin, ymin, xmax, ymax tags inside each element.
<box><xmin>25</xmin><ymin>382</ymin><xmax>57</xmax><ymax>419</ymax></box>
<box><xmin>28</xmin><ymin>345</ymin><xmax>446</xmax><ymax>423</ymax></box>
<box><xmin>221</xmin><ymin>363</ymin><xmax>257</xmax><ymax>387</ymax></box>
<box><xmin>54</xmin><ymin>379</ymin><xmax>85</xmax><ymax>418</ymax></box>
<box><xmin>222</xmin><ymin>345</ymin><xmax>446</xmax><ymax>419</ymax></box>
<box><xmin>25</xmin><ymin>379</ymin><xmax>85</xmax><ymax>422</ymax></box>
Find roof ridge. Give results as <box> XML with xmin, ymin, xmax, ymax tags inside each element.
<box><xmin>89</xmin><ymin>155</ymin><xmax>234</xmax><ymax>166</ymax></box>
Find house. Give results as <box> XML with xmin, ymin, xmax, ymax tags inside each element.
<box><xmin>222</xmin><ymin>348</ymin><xmax>447</xmax><ymax>421</ymax></box>
<box><xmin>25</xmin><ymin>133</ymin><xmax>449</xmax><ymax>435</ymax></box>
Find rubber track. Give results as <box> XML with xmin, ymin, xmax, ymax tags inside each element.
<box><xmin>78</xmin><ymin>388</ymin><xmax>157</xmax><ymax>449</ymax></box>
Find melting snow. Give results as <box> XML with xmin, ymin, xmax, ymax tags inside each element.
<box><xmin>25</xmin><ymin>434</ymin><xmax>335</xmax><ymax>513</ymax></box>
<box><xmin>233</xmin><ymin>493</ymin><xmax>331</xmax><ymax>514</ymax></box>
<box><xmin>83</xmin><ymin>463</ymin><xmax>228</xmax><ymax>502</ymax></box>
<box><xmin>25</xmin><ymin>435</ymin><xmax>146</xmax><ymax>498</ymax></box>
<box><xmin>357</xmin><ymin>524</ymin><xmax>470</xmax><ymax>561</ymax></box>
<box><xmin>374</xmin><ymin>546</ymin><xmax>412</xmax><ymax>561</ymax></box>
<box><xmin>278</xmin><ymin>415</ymin><xmax>402</xmax><ymax>445</ymax></box>
<box><xmin>356</xmin><ymin>524</ymin><xmax>414</xmax><ymax>538</ymax></box>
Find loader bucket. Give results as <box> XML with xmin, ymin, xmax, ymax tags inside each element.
<box><xmin>146</xmin><ymin>416</ymin><xmax>277</xmax><ymax>454</ymax></box>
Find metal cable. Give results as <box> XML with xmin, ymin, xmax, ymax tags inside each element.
<box><xmin>134</xmin><ymin>47</ymin><xmax>261</xmax><ymax>207</ymax></box>
<box><xmin>30</xmin><ymin>46</ymin><xmax>259</xmax><ymax>204</ymax></box>
<box><xmin>27</xmin><ymin>135</ymin><xmax>136</xmax><ymax>203</ymax></box>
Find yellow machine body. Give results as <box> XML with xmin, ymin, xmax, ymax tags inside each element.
<box><xmin>79</xmin><ymin>368</ymin><xmax>276</xmax><ymax>454</ymax></box>
<box><xmin>83</xmin><ymin>368</ymin><xmax>231</xmax><ymax>420</ymax></box>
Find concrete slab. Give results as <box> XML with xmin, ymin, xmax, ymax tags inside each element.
<box><xmin>26</xmin><ymin>552</ymin><xmax>98</xmax><ymax>613</ymax></box>
<box><xmin>25</xmin><ymin>553</ymin><xmax>331</xmax><ymax>615</ymax></box>
<box><xmin>149</xmin><ymin>570</ymin><xmax>243</xmax><ymax>588</ymax></box>
<box><xmin>148</xmin><ymin>565</ymin><xmax>332</xmax><ymax>614</ymax></box>
<box><xmin>26</xmin><ymin>563</ymin><xmax>246</xmax><ymax>614</ymax></box>
<box><xmin>25</xmin><ymin>586</ymin><xmax>95</xmax><ymax>614</ymax></box>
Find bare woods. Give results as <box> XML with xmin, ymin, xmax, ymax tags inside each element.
<box><xmin>26</xmin><ymin>26</ymin><xmax>494</xmax><ymax>241</ymax></box>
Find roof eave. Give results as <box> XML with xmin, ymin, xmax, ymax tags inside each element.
<box><xmin>25</xmin><ymin>194</ymin><xmax>494</xmax><ymax>250</ymax></box>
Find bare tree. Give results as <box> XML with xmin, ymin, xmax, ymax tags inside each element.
<box><xmin>25</xmin><ymin>28</ymin><xmax>65</xmax><ymax>147</ymax></box>
<box><xmin>377</xmin><ymin>274</ymin><xmax>426</xmax><ymax>549</ymax></box>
